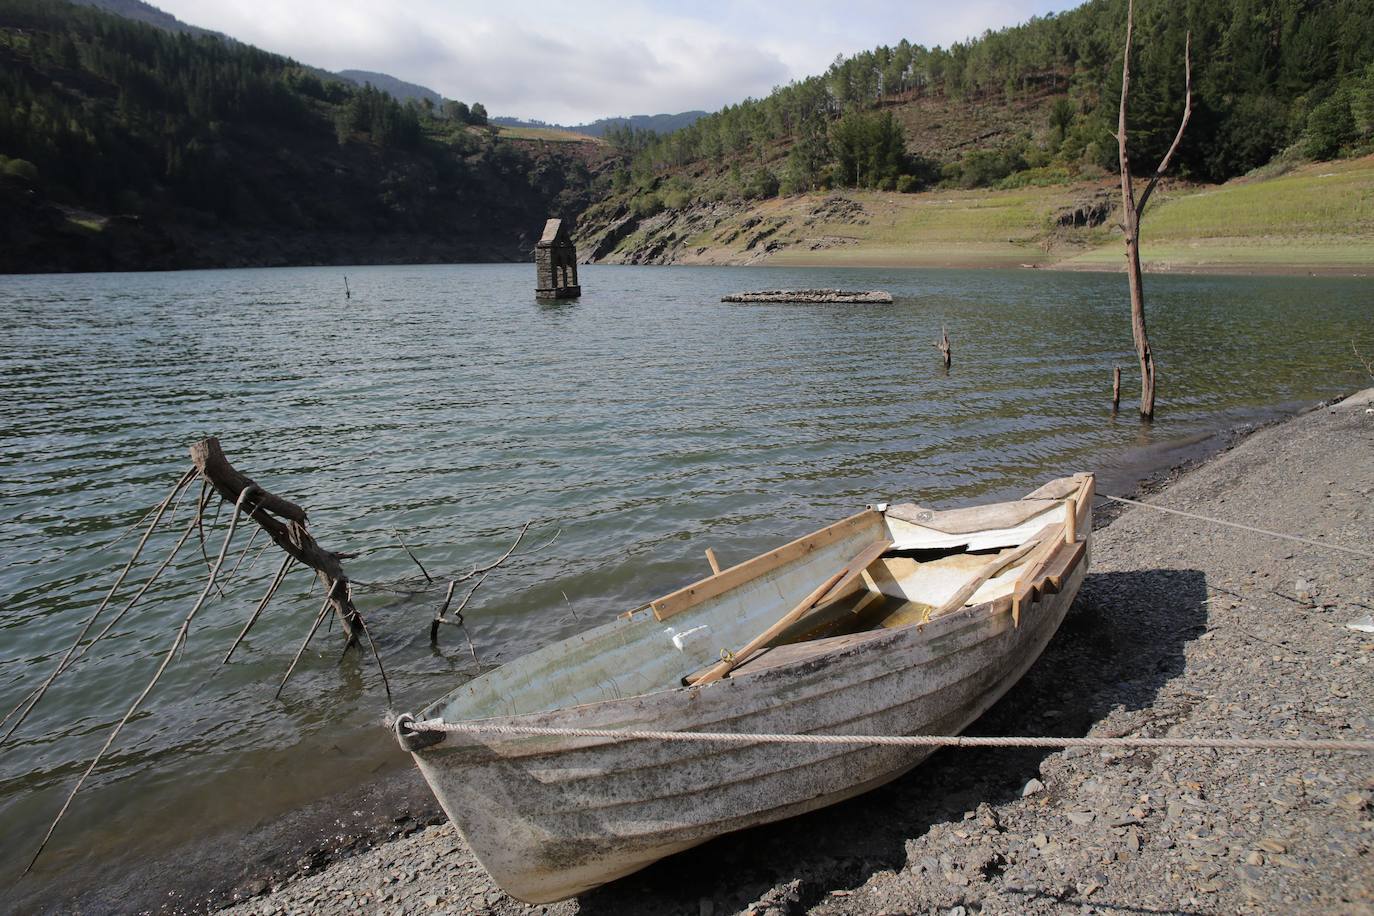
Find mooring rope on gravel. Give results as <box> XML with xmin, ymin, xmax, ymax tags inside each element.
<box><xmin>398</xmin><ymin>718</ymin><xmax>1374</xmax><ymax>754</ymax></box>
<box><xmin>1097</xmin><ymin>493</ymin><xmax>1374</xmax><ymax>560</ymax></box>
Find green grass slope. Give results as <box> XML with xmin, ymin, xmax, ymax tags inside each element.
<box><xmin>1061</xmin><ymin>156</ymin><xmax>1374</xmax><ymax>273</ymax></box>
<box><xmin>580</xmin><ymin>156</ymin><xmax>1374</xmax><ymax>275</ymax></box>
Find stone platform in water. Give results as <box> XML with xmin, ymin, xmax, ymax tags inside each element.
<box><xmin>721</xmin><ymin>289</ymin><xmax>894</xmax><ymax>304</ymax></box>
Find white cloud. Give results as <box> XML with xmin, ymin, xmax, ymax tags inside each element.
<box><xmin>154</xmin><ymin>0</ymin><xmax>1083</xmax><ymax>123</ymax></box>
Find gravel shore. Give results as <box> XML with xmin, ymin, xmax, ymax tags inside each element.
<box><xmin>228</xmin><ymin>390</ymin><xmax>1374</xmax><ymax>916</ymax></box>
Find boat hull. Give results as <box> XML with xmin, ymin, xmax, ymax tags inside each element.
<box><xmin>409</xmin><ymin>537</ymin><xmax>1088</xmax><ymax>902</ymax></box>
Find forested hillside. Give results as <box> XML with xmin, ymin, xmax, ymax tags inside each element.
<box><xmin>0</xmin><ymin>0</ymin><xmax>610</xmax><ymax>273</ymax></box>
<box><xmin>336</xmin><ymin>70</ymin><xmax>443</xmax><ymax>107</ymax></box>
<box><xmin>583</xmin><ymin>0</ymin><xmax>1374</xmax><ymax>242</ymax></box>
<box><xmin>494</xmin><ymin>111</ymin><xmax>708</xmax><ymax>139</ymax></box>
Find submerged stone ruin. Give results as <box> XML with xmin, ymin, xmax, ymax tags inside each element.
<box><xmin>535</xmin><ymin>218</ymin><xmax>581</xmax><ymax>300</ymax></box>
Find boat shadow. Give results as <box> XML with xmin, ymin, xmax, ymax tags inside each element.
<box><xmin>574</xmin><ymin>567</ymin><xmax>1209</xmax><ymax>915</ymax></box>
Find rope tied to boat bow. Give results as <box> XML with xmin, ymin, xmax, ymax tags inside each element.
<box><xmin>392</xmin><ymin>715</ymin><xmax>1374</xmax><ymax>755</ymax></box>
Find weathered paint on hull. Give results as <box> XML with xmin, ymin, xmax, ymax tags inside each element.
<box><xmin>410</xmin><ymin>539</ymin><xmax>1088</xmax><ymax>903</ymax></box>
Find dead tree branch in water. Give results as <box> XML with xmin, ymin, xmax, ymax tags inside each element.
<box><xmin>14</xmin><ymin>438</ymin><xmax>404</xmax><ymax>871</ymax></box>
<box><xmin>1354</xmin><ymin>340</ymin><xmax>1374</xmax><ymax>379</ymax></box>
<box><xmin>393</xmin><ymin>529</ymin><xmax>433</xmax><ymax>583</ymax></box>
<box><xmin>0</xmin><ymin>468</ymin><xmax>198</xmax><ymax>744</ymax></box>
<box><xmin>26</xmin><ymin>484</ymin><xmax>253</xmax><ymax>873</ymax></box>
<box><xmin>190</xmin><ymin>436</ymin><xmax>365</xmax><ymax>646</ymax></box>
<box><xmin>933</xmin><ymin>325</ymin><xmax>951</xmax><ymax>370</ymax></box>
<box><xmin>13</xmin><ymin>436</ymin><xmax>561</xmax><ymax>869</ymax></box>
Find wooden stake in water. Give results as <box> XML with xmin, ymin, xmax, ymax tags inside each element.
<box><xmin>934</xmin><ymin>326</ymin><xmax>952</xmax><ymax>370</ymax></box>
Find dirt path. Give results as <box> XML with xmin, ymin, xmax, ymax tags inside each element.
<box><xmin>228</xmin><ymin>390</ymin><xmax>1374</xmax><ymax>916</ymax></box>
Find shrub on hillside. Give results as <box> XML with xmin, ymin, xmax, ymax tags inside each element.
<box><xmin>660</xmin><ymin>176</ymin><xmax>694</xmax><ymax>209</ymax></box>
<box><xmin>1304</xmin><ymin>89</ymin><xmax>1357</xmax><ymax>160</ymax></box>
<box><xmin>739</xmin><ymin>169</ymin><xmax>779</xmax><ymax>200</ymax></box>
<box><xmin>996</xmin><ymin>166</ymin><xmax>1073</xmax><ymax>189</ymax></box>
<box><xmin>631</xmin><ymin>192</ymin><xmax>664</xmax><ymax>217</ymax></box>
<box><xmin>0</xmin><ymin>156</ymin><xmax>39</xmax><ymax>182</ymax></box>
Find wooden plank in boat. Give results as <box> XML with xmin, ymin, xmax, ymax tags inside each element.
<box><xmin>885</xmin><ymin>499</ymin><xmax>1058</xmax><ymax>534</ymax></box>
<box><xmin>1040</xmin><ymin>538</ymin><xmax>1087</xmax><ymax>594</ymax></box>
<box><xmin>1024</xmin><ymin>473</ymin><xmax>1088</xmax><ymax>501</ymax></box>
<box><xmin>1012</xmin><ymin>578</ymin><xmax>1038</xmax><ymax>624</ymax></box>
<box><xmin>727</xmin><ymin>627</ymin><xmax>895</xmax><ymax>677</ymax></box>
<box><xmin>818</xmin><ymin>539</ymin><xmax>893</xmax><ymax>607</ymax></box>
<box><xmin>652</xmin><ymin>510</ymin><xmax>882</xmax><ymax>621</ymax></box>
<box><xmin>1074</xmin><ymin>475</ymin><xmax>1095</xmax><ymax>528</ymax></box>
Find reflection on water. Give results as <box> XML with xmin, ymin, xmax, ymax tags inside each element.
<box><xmin>0</xmin><ymin>263</ymin><xmax>1369</xmax><ymax>901</ymax></box>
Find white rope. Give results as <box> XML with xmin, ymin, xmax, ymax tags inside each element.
<box><xmin>403</xmin><ymin>719</ymin><xmax>1374</xmax><ymax>754</ymax></box>
<box><xmin>1099</xmin><ymin>493</ymin><xmax>1374</xmax><ymax>560</ymax></box>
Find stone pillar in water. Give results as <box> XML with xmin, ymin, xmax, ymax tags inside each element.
<box><xmin>535</xmin><ymin>218</ymin><xmax>581</xmax><ymax>300</ymax></box>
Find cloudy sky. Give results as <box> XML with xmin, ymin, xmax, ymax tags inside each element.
<box><xmin>153</xmin><ymin>0</ymin><xmax>1085</xmax><ymax>124</ymax></box>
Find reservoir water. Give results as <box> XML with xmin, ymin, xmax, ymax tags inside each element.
<box><xmin>0</xmin><ymin>263</ymin><xmax>1369</xmax><ymax>905</ymax></box>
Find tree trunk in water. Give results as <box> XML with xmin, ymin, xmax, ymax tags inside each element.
<box><xmin>1123</xmin><ymin>209</ymin><xmax>1155</xmax><ymax>419</ymax></box>
<box><xmin>1115</xmin><ymin>0</ymin><xmax>1187</xmax><ymax>422</ymax></box>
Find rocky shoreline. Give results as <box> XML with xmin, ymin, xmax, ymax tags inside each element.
<box><xmin>218</xmin><ymin>389</ymin><xmax>1373</xmax><ymax>916</ymax></box>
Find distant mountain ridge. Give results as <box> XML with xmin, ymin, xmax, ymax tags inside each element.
<box><xmin>66</xmin><ymin>0</ymin><xmax>217</xmax><ymax>36</ymax></box>
<box><xmin>64</xmin><ymin>0</ymin><xmax>706</xmax><ymax>133</ymax></box>
<box><xmin>66</xmin><ymin>1</ymin><xmax>443</xmax><ymax>99</ymax></box>
<box><xmin>336</xmin><ymin>70</ymin><xmax>442</xmax><ymax>106</ymax></box>
<box><xmin>496</xmin><ymin>111</ymin><xmax>708</xmax><ymax>138</ymax></box>
<box><xmin>0</xmin><ymin>0</ymin><xmax>611</xmax><ymax>273</ymax></box>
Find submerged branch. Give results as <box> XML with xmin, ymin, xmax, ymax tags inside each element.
<box><xmin>222</xmin><ymin>554</ymin><xmax>294</xmax><ymax>666</ymax></box>
<box><xmin>1</xmin><ymin>467</ymin><xmax>197</xmax><ymax>744</ymax></box>
<box><xmin>393</xmin><ymin>529</ymin><xmax>432</xmax><ymax>583</ymax></box>
<box><xmin>356</xmin><ymin>520</ymin><xmax>558</xmax><ymax>596</ymax></box>
<box><xmin>276</xmin><ymin>594</ymin><xmax>332</xmax><ymax>698</ymax></box>
<box><xmin>26</xmin><ymin>483</ymin><xmax>252</xmax><ymax>873</ymax></box>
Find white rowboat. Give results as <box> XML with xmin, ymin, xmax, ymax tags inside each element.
<box><xmin>396</xmin><ymin>473</ymin><xmax>1094</xmax><ymax>902</ymax></box>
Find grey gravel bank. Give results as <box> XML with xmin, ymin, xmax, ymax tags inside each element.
<box><xmin>228</xmin><ymin>390</ymin><xmax>1374</xmax><ymax>916</ymax></box>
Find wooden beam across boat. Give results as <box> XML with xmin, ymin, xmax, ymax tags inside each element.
<box><xmin>652</xmin><ymin>510</ymin><xmax>882</xmax><ymax>621</ymax></box>
<box><xmin>689</xmin><ymin>538</ymin><xmax>892</xmax><ymax>686</ymax></box>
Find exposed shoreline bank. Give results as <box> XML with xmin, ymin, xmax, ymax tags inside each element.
<box><xmin>33</xmin><ymin>388</ymin><xmax>1370</xmax><ymax>915</ymax></box>
<box><xmin>573</xmin><ymin>156</ymin><xmax>1374</xmax><ymax>279</ymax></box>
<box><xmin>755</xmin><ymin>253</ymin><xmax>1371</xmax><ymax>277</ymax></box>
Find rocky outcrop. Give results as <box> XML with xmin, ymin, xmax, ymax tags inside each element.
<box><xmin>1055</xmin><ymin>189</ymin><xmax>1116</xmax><ymax>228</ymax></box>
<box><xmin>804</xmin><ymin>195</ymin><xmax>870</xmax><ymax>226</ymax></box>
<box><xmin>573</xmin><ymin>190</ymin><xmax>887</xmax><ymax>266</ymax></box>
<box><xmin>575</xmin><ymin>199</ymin><xmax>752</xmax><ymax>265</ymax></box>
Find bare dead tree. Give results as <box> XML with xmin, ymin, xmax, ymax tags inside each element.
<box><xmin>1115</xmin><ymin>0</ymin><xmax>1191</xmax><ymax>420</ymax></box>
<box><xmin>12</xmin><ymin>436</ymin><xmax>554</xmax><ymax>871</ymax></box>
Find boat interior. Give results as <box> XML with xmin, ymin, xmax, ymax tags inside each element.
<box><xmin>424</xmin><ymin>474</ymin><xmax>1093</xmax><ymax>725</ymax></box>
